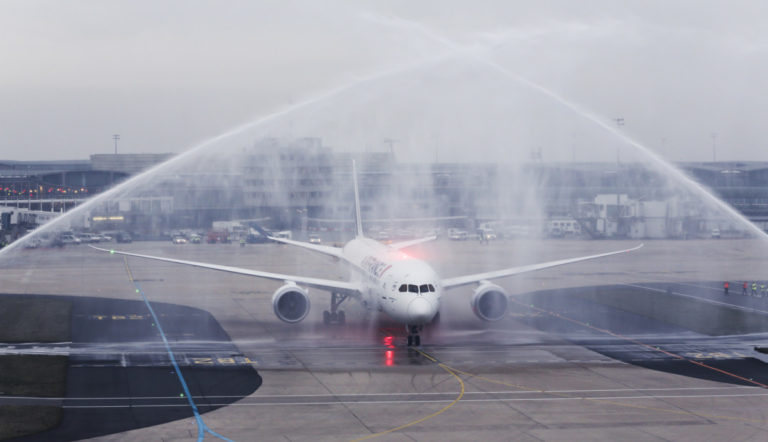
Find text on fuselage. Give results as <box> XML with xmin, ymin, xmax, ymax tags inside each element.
<box><xmin>361</xmin><ymin>255</ymin><xmax>392</xmax><ymax>279</ymax></box>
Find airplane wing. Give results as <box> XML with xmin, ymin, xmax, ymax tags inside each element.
<box><xmin>267</xmin><ymin>236</ymin><xmax>344</xmax><ymax>259</ymax></box>
<box><xmin>440</xmin><ymin>243</ymin><xmax>644</xmax><ymax>289</ymax></box>
<box><xmin>90</xmin><ymin>245</ymin><xmax>360</xmax><ymax>296</ymax></box>
<box><xmin>389</xmin><ymin>236</ymin><xmax>437</xmax><ymax>250</ymax></box>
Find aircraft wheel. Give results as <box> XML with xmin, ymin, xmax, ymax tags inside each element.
<box><xmin>323</xmin><ymin>310</ymin><xmax>330</xmax><ymax>325</ymax></box>
<box><xmin>330</xmin><ymin>312</ymin><xmax>338</xmax><ymax>322</ymax></box>
<box><xmin>407</xmin><ymin>335</ymin><xmax>413</xmax><ymax>347</ymax></box>
<box><xmin>414</xmin><ymin>335</ymin><xmax>421</xmax><ymax>346</ymax></box>
<box><xmin>337</xmin><ymin>310</ymin><xmax>345</xmax><ymax>325</ymax></box>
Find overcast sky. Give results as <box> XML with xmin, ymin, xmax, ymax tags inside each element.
<box><xmin>1</xmin><ymin>1</ymin><xmax>767</xmax><ymax>162</ymax></box>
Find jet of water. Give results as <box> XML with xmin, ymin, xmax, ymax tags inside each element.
<box><xmin>360</xmin><ymin>12</ymin><xmax>768</xmax><ymax>241</ymax></box>
<box><xmin>0</xmin><ymin>51</ymin><xmax>457</xmax><ymax>257</ymax></box>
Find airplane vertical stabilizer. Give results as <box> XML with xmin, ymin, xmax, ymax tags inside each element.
<box><xmin>352</xmin><ymin>160</ymin><xmax>364</xmax><ymax>238</ymax></box>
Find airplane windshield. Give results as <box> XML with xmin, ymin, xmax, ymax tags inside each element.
<box><xmin>399</xmin><ymin>284</ymin><xmax>436</xmax><ymax>293</ymax></box>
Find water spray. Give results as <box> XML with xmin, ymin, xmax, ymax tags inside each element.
<box><xmin>0</xmin><ymin>52</ymin><xmax>456</xmax><ymax>257</ymax></box>
<box><xmin>360</xmin><ymin>12</ymin><xmax>768</xmax><ymax>241</ymax></box>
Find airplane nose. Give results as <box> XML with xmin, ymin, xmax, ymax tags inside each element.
<box><xmin>407</xmin><ymin>297</ymin><xmax>435</xmax><ymax>324</ymax></box>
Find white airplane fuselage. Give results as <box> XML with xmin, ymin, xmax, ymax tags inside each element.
<box><xmin>342</xmin><ymin>237</ymin><xmax>441</xmax><ymax>325</ymax></box>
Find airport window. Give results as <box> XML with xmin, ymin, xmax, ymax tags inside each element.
<box><xmin>428</xmin><ymin>284</ymin><xmax>435</xmax><ymax>292</ymax></box>
<box><xmin>399</xmin><ymin>284</ymin><xmax>407</xmax><ymax>292</ymax></box>
<box><xmin>420</xmin><ymin>284</ymin><xmax>429</xmax><ymax>293</ymax></box>
<box><xmin>408</xmin><ymin>284</ymin><xmax>418</xmax><ymax>293</ymax></box>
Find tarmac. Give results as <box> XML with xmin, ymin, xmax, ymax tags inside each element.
<box><xmin>2</xmin><ymin>238</ymin><xmax>768</xmax><ymax>441</ymax></box>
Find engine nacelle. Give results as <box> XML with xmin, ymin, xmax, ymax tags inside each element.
<box><xmin>470</xmin><ymin>282</ymin><xmax>509</xmax><ymax>321</ymax></box>
<box><xmin>272</xmin><ymin>283</ymin><xmax>310</xmax><ymax>323</ymax></box>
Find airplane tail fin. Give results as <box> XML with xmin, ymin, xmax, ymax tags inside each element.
<box><xmin>352</xmin><ymin>160</ymin><xmax>364</xmax><ymax>238</ymax></box>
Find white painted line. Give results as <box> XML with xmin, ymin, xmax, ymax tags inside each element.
<box><xmin>59</xmin><ymin>392</ymin><xmax>768</xmax><ymax>409</ymax></box>
<box><xmin>3</xmin><ymin>385</ymin><xmax>758</xmax><ymax>402</ymax></box>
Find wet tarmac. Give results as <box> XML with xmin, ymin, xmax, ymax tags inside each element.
<box><xmin>3</xmin><ymin>239</ymin><xmax>768</xmax><ymax>440</ymax></box>
<box><xmin>1</xmin><ymin>294</ymin><xmax>262</xmax><ymax>441</ymax></box>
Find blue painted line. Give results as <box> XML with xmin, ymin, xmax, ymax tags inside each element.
<box><xmin>126</xmin><ymin>259</ymin><xmax>233</xmax><ymax>442</ymax></box>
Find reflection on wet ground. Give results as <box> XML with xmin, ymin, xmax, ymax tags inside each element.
<box><xmin>4</xmin><ymin>278</ymin><xmax>768</xmax><ymax>439</ymax></box>
<box><xmin>1</xmin><ymin>294</ymin><xmax>261</xmax><ymax>442</ymax></box>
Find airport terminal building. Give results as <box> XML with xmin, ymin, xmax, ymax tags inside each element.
<box><xmin>3</xmin><ymin>140</ymin><xmax>768</xmax><ymax>241</ymax></box>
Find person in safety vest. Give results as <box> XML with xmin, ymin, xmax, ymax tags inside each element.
<box><xmin>753</xmin><ymin>282</ymin><xmax>758</xmax><ymax>295</ymax></box>
<box><xmin>724</xmin><ymin>281</ymin><xmax>729</xmax><ymax>295</ymax></box>
<box><xmin>743</xmin><ymin>281</ymin><xmax>748</xmax><ymax>295</ymax></box>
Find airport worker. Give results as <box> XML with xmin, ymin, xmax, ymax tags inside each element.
<box><xmin>761</xmin><ymin>284</ymin><xmax>766</xmax><ymax>297</ymax></box>
<box><xmin>753</xmin><ymin>282</ymin><xmax>758</xmax><ymax>295</ymax></box>
<box><xmin>724</xmin><ymin>281</ymin><xmax>729</xmax><ymax>295</ymax></box>
<box><xmin>743</xmin><ymin>281</ymin><xmax>748</xmax><ymax>295</ymax></box>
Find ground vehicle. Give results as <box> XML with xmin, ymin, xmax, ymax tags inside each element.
<box><xmin>481</xmin><ymin>229</ymin><xmax>497</xmax><ymax>241</ymax></box>
<box><xmin>274</xmin><ymin>231</ymin><xmax>292</xmax><ymax>240</ymax></box>
<box><xmin>246</xmin><ymin>232</ymin><xmax>269</xmax><ymax>243</ymax></box>
<box><xmin>115</xmin><ymin>232</ymin><xmax>132</xmax><ymax>243</ymax></box>
<box><xmin>189</xmin><ymin>234</ymin><xmax>202</xmax><ymax>243</ymax></box>
<box><xmin>206</xmin><ymin>231</ymin><xmax>230</xmax><ymax>243</ymax></box>
<box><xmin>23</xmin><ymin>238</ymin><xmax>43</xmax><ymax>249</ymax></box>
<box><xmin>172</xmin><ymin>236</ymin><xmax>188</xmax><ymax>244</ymax></box>
<box><xmin>75</xmin><ymin>233</ymin><xmax>99</xmax><ymax>243</ymax></box>
<box><xmin>711</xmin><ymin>228</ymin><xmax>721</xmax><ymax>239</ymax></box>
<box><xmin>60</xmin><ymin>234</ymin><xmax>82</xmax><ymax>245</ymax></box>
<box><xmin>308</xmin><ymin>234</ymin><xmax>322</xmax><ymax>244</ymax></box>
<box><xmin>448</xmin><ymin>229</ymin><xmax>468</xmax><ymax>241</ymax></box>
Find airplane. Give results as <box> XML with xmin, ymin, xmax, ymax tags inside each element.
<box><xmin>92</xmin><ymin>161</ymin><xmax>642</xmax><ymax>347</ymax></box>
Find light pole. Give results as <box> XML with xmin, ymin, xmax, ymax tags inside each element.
<box><xmin>113</xmin><ymin>134</ymin><xmax>120</xmax><ymax>155</ymax></box>
<box><xmin>613</xmin><ymin>118</ymin><xmax>625</xmax><ymax>163</ymax></box>
<box><xmin>613</xmin><ymin>118</ymin><xmax>625</xmax><ymax>237</ymax></box>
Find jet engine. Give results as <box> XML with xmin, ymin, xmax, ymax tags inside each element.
<box><xmin>272</xmin><ymin>283</ymin><xmax>310</xmax><ymax>323</ymax></box>
<box><xmin>470</xmin><ymin>282</ymin><xmax>509</xmax><ymax>321</ymax></box>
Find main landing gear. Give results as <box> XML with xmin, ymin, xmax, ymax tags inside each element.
<box><xmin>406</xmin><ymin>325</ymin><xmax>422</xmax><ymax>347</ymax></box>
<box><xmin>323</xmin><ymin>292</ymin><xmax>348</xmax><ymax>325</ymax></box>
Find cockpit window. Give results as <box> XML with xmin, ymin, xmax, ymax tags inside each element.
<box><xmin>428</xmin><ymin>284</ymin><xmax>435</xmax><ymax>292</ymax></box>
<box><xmin>399</xmin><ymin>284</ymin><xmax>407</xmax><ymax>292</ymax></box>
<box><xmin>420</xmin><ymin>284</ymin><xmax>429</xmax><ymax>293</ymax></box>
<box><xmin>408</xmin><ymin>284</ymin><xmax>418</xmax><ymax>293</ymax></box>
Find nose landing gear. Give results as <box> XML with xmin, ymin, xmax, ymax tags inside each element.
<box><xmin>406</xmin><ymin>324</ymin><xmax>422</xmax><ymax>347</ymax></box>
<box><xmin>323</xmin><ymin>292</ymin><xmax>348</xmax><ymax>325</ymax></box>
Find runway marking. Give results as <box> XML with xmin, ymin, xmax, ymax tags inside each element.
<box><xmin>123</xmin><ymin>258</ymin><xmax>233</xmax><ymax>442</ymax></box>
<box><xmin>444</xmin><ymin>362</ymin><xmax>768</xmax><ymax>424</ymax></box>
<box><xmin>190</xmin><ymin>356</ymin><xmax>259</xmax><ymax>366</ymax></box>
<box><xmin>2</xmin><ymin>385</ymin><xmax>758</xmax><ymax>402</ymax></box>
<box><xmin>621</xmin><ymin>281</ymin><xmax>768</xmax><ymax>316</ymax></box>
<box><xmin>348</xmin><ymin>347</ymin><xmax>465</xmax><ymax>441</ymax></box>
<box><xmin>684</xmin><ymin>351</ymin><xmax>749</xmax><ymax>360</ymax></box>
<box><xmin>428</xmin><ymin>297</ymin><xmax>768</xmax><ymax>425</ymax></box>
<box><xmin>88</xmin><ymin>314</ymin><xmax>151</xmax><ymax>320</ymax></box>
<box><xmin>52</xmin><ymin>392</ymin><xmax>768</xmax><ymax>409</ymax></box>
